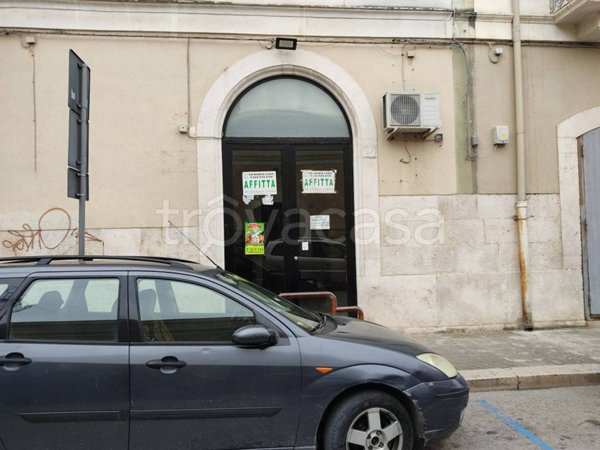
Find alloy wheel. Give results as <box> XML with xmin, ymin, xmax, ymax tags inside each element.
<box><xmin>345</xmin><ymin>407</ymin><xmax>403</xmax><ymax>450</ymax></box>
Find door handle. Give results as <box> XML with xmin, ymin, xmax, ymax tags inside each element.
<box><xmin>146</xmin><ymin>356</ymin><xmax>187</xmax><ymax>370</ymax></box>
<box><xmin>293</xmin><ymin>256</ymin><xmax>299</xmax><ymax>261</ymax></box>
<box><xmin>0</xmin><ymin>353</ymin><xmax>32</xmax><ymax>367</ymax></box>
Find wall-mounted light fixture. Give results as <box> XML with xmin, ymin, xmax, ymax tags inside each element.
<box><xmin>275</xmin><ymin>37</ymin><xmax>298</xmax><ymax>50</ymax></box>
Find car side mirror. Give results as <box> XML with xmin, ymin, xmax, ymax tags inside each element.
<box><xmin>232</xmin><ymin>324</ymin><xmax>278</xmax><ymax>348</ymax></box>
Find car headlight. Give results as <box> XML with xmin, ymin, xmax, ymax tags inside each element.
<box><xmin>416</xmin><ymin>353</ymin><xmax>458</xmax><ymax>378</ymax></box>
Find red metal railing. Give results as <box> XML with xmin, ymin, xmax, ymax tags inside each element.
<box><xmin>279</xmin><ymin>291</ymin><xmax>364</xmax><ymax>320</ymax></box>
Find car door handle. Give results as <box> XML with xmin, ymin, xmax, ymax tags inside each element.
<box><xmin>145</xmin><ymin>356</ymin><xmax>187</xmax><ymax>370</ymax></box>
<box><xmin>0</xmin><ymin>353</ymin><xmax>32</xmax><ymax>367</ymax></box>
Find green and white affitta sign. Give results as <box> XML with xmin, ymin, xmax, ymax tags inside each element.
<box><xmin>242</xmin><ymin>171</ymin><xmax>277</xmax><ymax>196</ymax></box>
<box><xmin>301</xmin><ymin>170</ymin><xmax>336</xmax><ymax>194</ymax></box>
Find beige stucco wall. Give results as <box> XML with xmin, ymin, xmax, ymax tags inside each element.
<box><xmin>474</xmin><ymin>44</ymin><xmax>600</xmax><ymax>194</ymax></box>
<box><xmin>2</xmin><ymin>28</ymin><xmax>598</xmax><ymax>329</ymax></box>
<box><xmin>1</xmin><ymin>35</ymin><xmax>460</xmax><ymax>234</ymax></box>
<box><xmin>0</xmin><ymin>34</ymin><xmax>198</xmax><ymax>231</ymax></box>
<box><xmin>6</xmin><ymin>33</ymin><xmax>600</xmax><ymax>231</ymax></box>
<box><xmin>309</xmin><ymin>44</ymin><xmax>457</xmax><ymax>196</ymax></box>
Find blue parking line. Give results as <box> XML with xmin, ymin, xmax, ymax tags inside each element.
<box><xmin>477</xmin><ymin>399</ymin><xmax>555</xmax><ymax>450</ymax></box>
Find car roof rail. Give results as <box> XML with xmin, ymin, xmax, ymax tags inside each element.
<box><xmin>0</xmin><ymin>255</ymin><xmax>199</xmax><ymax>270</ymax></box>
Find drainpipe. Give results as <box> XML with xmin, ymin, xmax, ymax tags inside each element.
<box><xmin>512</xmin><ymin>0</ymin><xmax>533</xmax><ymax>330</ymax></box>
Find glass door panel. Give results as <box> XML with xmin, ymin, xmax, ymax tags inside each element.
<box><xmin>224</xmin><ymin>149</ymin><xmax>285</xmax><ymax>294</ymax></box>
<box><xmin>223</xmin><ymin>141</ymin><xmax>356</xmax><ymax>307</ymax></box>
<box><xmin>293</xmin><ymin>149</ymin><xmax>349</xmax><ymax>306</ymax></box>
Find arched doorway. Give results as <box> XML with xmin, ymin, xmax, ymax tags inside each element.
<box><xmin>557</xmin><ymin>106</ymin><xmax>600</xmax><ymax>322</ymax></box>
<box><xmin>222</xmin><ymin>76</ymin><xmax>357</xmax><ymax>306</ymax></box>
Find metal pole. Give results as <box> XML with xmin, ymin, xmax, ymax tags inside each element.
<box><xmin>512</xmin><ymin>0</ymin><xmax>532</xmax><ymax>330</ymax></box>
<box><xmin>78</xmin><ymin>182</ymin><xmax>85</xmax><ymax>256</ymax></box>
<box><xmin>78</xmin><ymin>65</ymin><xmax>90</xmax><ymax>257</ymax></box>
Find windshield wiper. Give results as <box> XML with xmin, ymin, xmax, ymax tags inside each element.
<box><xmin>310</xmin><ymin>312</ymin><xmax>327</xmax><ymax>332</ymax></box>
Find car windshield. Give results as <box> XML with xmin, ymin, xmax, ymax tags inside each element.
<box><xmin>216</xmin><ymin>272</ymin><xmax>321</xmax><ymax>332</ymax></box>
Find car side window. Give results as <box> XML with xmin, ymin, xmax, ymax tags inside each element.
<box><xmin>9</xmin><ymin>278</ymin><xmax>120</xmax><ymax>342</ymax></box>
<box><xmin>137</xmin><ymin>279</ymin><xmax>255</xmax><ymax>343</ymax></box>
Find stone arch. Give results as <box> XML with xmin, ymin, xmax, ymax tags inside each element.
<box><xmin>195</xmin><ymin>49</ymin><xmax>381</xmax><ymax>292</ymax></box>
<box><xmin>557</xmin><ymin>106</ymin><xmax>600</xmax><ymax>273</ymax></box>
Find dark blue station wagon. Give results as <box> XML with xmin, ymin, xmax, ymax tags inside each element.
<box><xmin>0</xmin><ymin>256</ymin><xmax>468</xmax><ymax>450</ymax></box>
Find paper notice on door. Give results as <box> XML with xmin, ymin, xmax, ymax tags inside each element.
<box><xmin>261</xmin><ymin>194</ymin><xmax>274</xmax><ymax>205</ymax></box>
<box><xmin>310</xmin><ymin>215</ymin><xmax>330</xmax><ymax>230</ymax></box>
<box><xmin>244</xmin><ymin>222</ymin><xmax>265</xmax><ymax>255</ymax></box>
<box><xmin>301</xmin><ymin>241</ymin><xmax>309</xmax><ymax>251</ymax></box>
<box><xmin>302</xmin><ymin>170</ymin><xmax>336</xmax><ymax>194</ymax></box>
<box><xmin>242</xmin><ymin>171</ymin><xmax>277</xmax><ymax>196</ymax></box>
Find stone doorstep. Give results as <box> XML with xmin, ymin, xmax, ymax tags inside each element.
<box><xmin>461</xmin><ymin>364</ymin><xmax>600</xmax><ymax>392</ymax></box>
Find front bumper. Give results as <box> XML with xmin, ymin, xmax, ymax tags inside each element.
<box><xmin>405</xmin><ymin>373</ymin><xmax>469</xmax><ymax>444</ymax></box>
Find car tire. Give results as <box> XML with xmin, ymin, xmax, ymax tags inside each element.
<box><xmin>322</xmin><ymin>390</ymin><xmax>413</xmax><ymax>450</ymax></box>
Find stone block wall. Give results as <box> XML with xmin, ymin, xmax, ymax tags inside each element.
<box><xmin>363</xmin><ymin>194</ymin><xmax>586</xmax><ymax>331</ymax></box>
<box><xmin>0</xmin><ymin>194</ymin><xmax>587</xmax><ymax>331</ymax></box>
<box><xmin>0</xmin><ymin>222</ymin><xmax>210</xmax><ymax>266</ymax></box>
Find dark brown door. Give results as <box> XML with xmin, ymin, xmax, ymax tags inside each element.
<box><xmin>223</xmin><ymin>139</ymin><xmax>356</xmax><ymax>306</ymax></box>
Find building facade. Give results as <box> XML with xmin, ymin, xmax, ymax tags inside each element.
<box><xmin>2</xmin><ymin>0</ymin><xmax>600</xmax><ymax>331</ymax></box>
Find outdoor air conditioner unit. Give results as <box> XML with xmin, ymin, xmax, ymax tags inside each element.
<box><xmin>383</xmin><ymin>92</ymin><xmax>440</xmax><ymax>139</ymax></box>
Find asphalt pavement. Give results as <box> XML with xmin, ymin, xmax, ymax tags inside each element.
<box><xmin>411</xmin><ymin>325</ymin><xmax>600</xmax><ymax>391</ymax></box>
<box><xmin>425</xmin><ymin>386</ymin><xmax>600</xmax><ymax>450</ymax></box>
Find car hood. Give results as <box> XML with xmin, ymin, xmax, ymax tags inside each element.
<box><xmin>319</xmin><ymin>315</ymin><xmax>432</xmax><ymax>356</ymax></box>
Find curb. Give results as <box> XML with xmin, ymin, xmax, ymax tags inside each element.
<box><xmin>461</xmin><ymin>364</ymin><xmax>600</xmax><ymax>392</ymax></box>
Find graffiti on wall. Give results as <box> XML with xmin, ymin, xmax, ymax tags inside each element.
<box><xmin>2</xmin><ymin>207</ymin><xmax>102</xmax><ymax>253</ymax></box>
